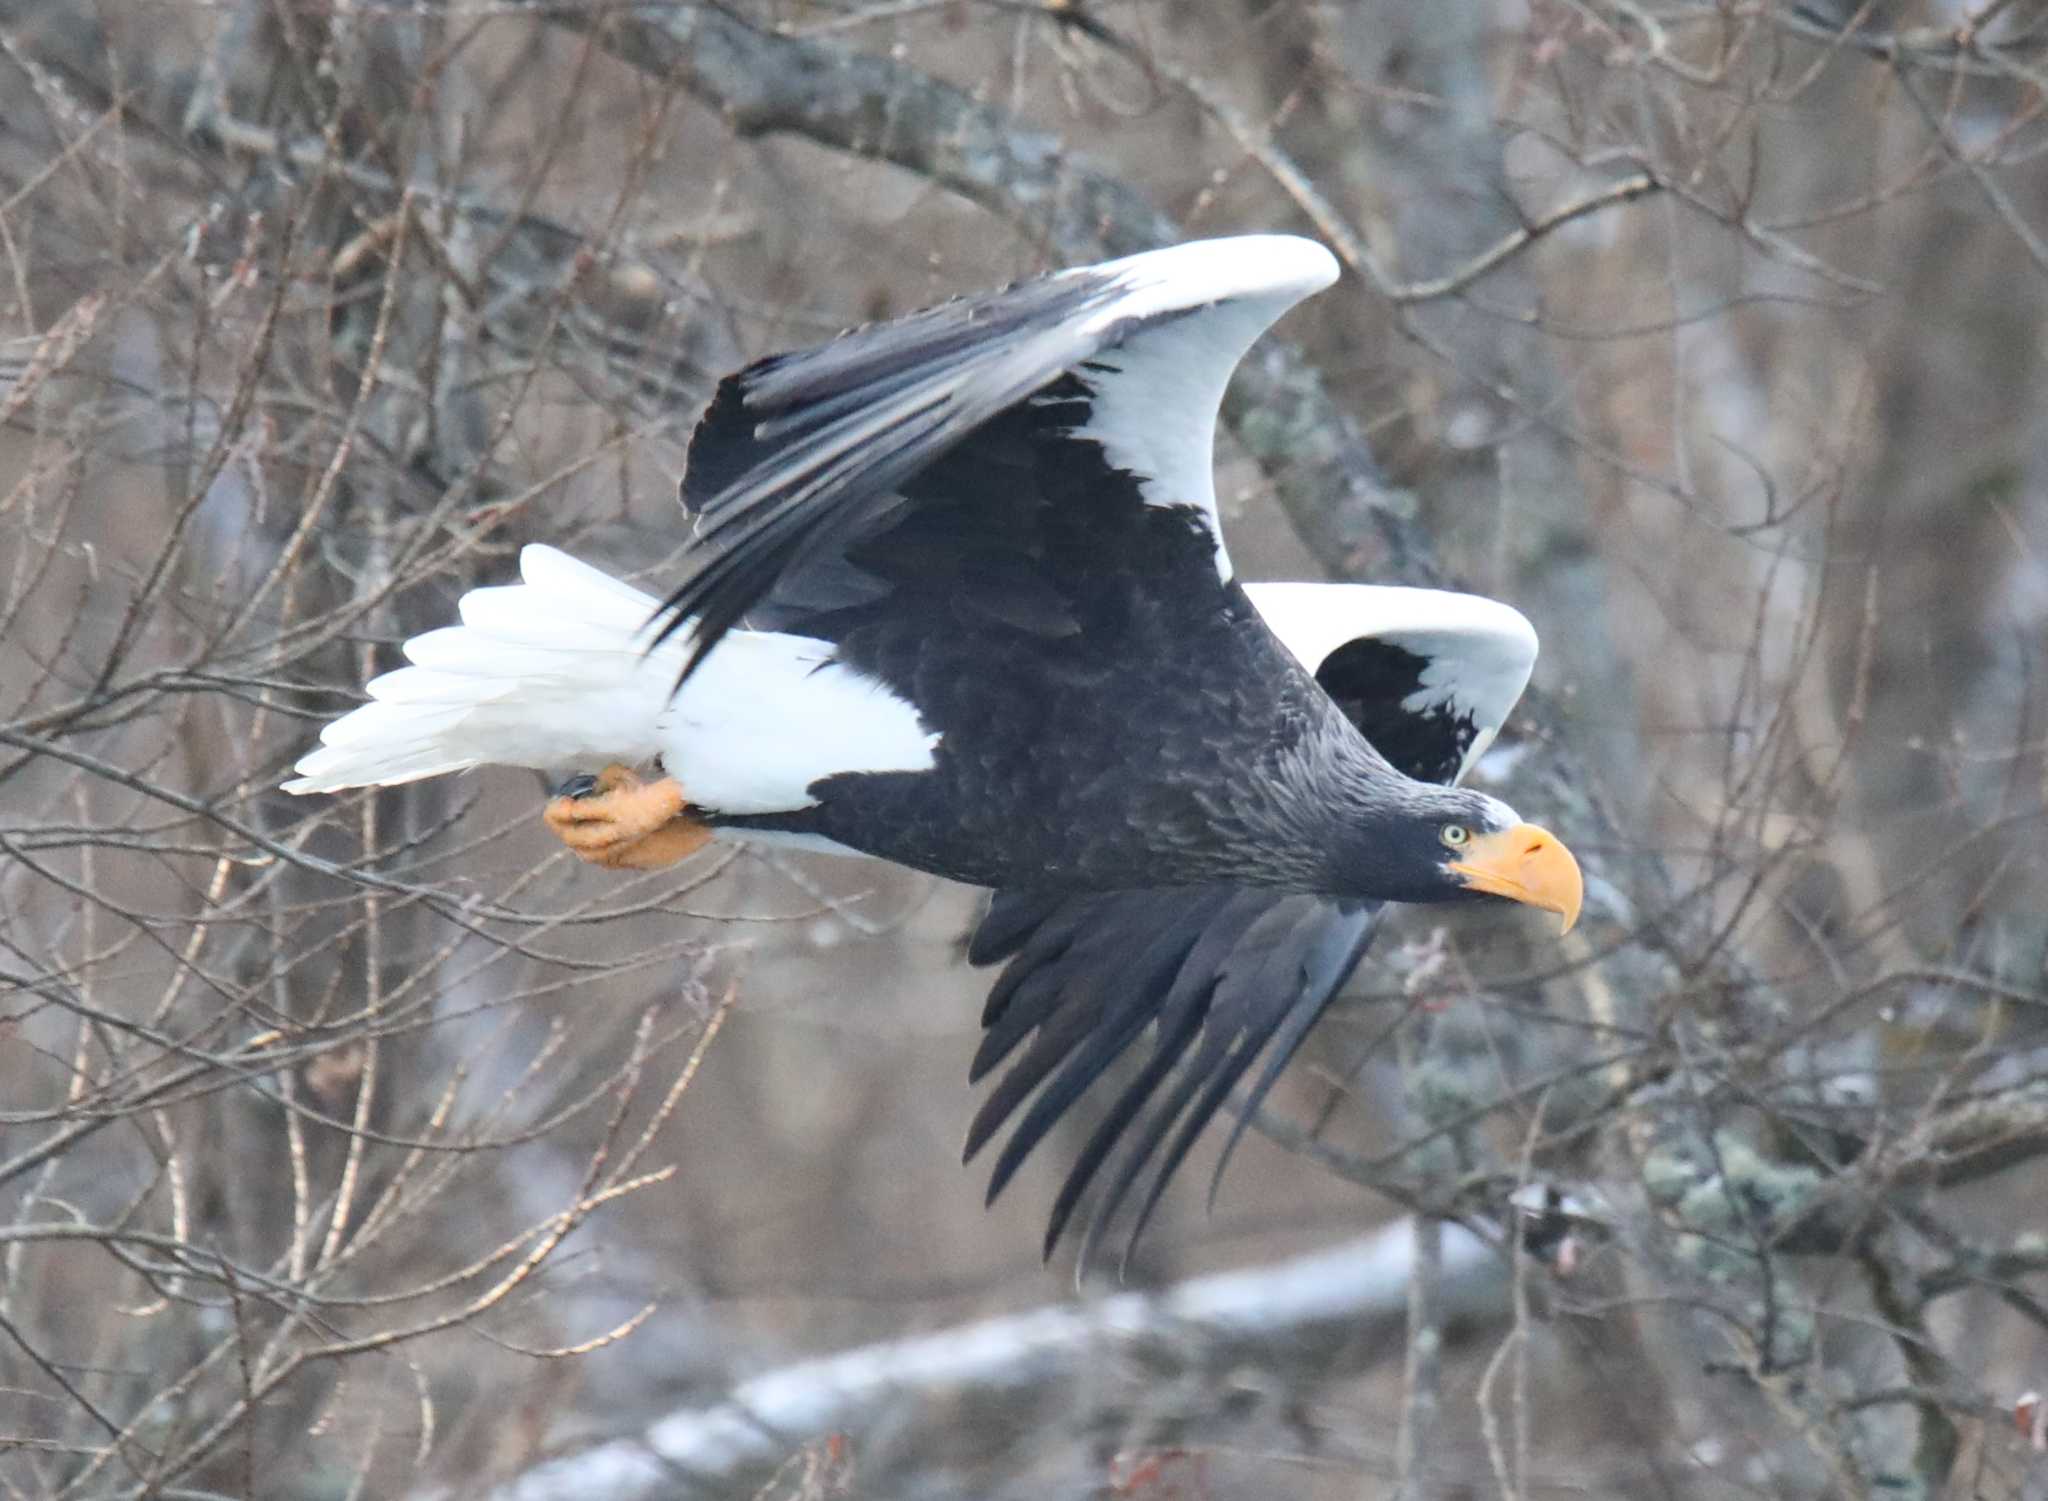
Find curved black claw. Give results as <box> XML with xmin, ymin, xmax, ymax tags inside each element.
<box><xmin>552</xmin><ymin>772</ymin><xmax>600</xmax><ymax>801</ymax></box>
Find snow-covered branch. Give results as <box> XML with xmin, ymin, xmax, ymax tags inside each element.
<box><xmin>477</xmin><ymin>1220</ymin><xmax>1503</xmax><ymax>1500</ymax></box>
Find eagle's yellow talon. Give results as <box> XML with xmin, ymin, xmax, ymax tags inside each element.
<box><xmin>542</xmin><ymin>763</ymin><xmax>710</xmax><ymax>870</ymax></box>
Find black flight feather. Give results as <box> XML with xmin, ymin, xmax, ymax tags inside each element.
<box><xmin>654</xmin><ymin>270</ymin><xmax>1140</xmax><ymax>681</ymax></box>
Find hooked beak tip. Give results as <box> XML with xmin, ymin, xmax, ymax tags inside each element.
<box><xmin>1449</xmin><ymin>822</ymin><xmax>1583</xmax><ymax>938</ymax></box>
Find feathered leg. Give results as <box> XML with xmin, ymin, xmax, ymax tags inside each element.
<box><xmin>543</xmin><ymin>764</ymin><xmax>712</xmax><ymax>870</ymax></box>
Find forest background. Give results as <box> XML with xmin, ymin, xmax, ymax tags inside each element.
<box><xmin>6</xmin><ymin>1</ymin><xmax>2048</xmax><ymax>1497</ymax></box>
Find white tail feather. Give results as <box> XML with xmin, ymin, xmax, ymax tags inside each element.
<box><xmin>283</xmin><ymin>545</ymin><xmax>684</xmax><ymax>794</ymax></box>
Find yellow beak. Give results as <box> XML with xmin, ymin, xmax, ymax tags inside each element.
<box><xmin>1448</xmin><ymin>822</ymin><xmax>1583</xmax><ymax>934</ymax></box>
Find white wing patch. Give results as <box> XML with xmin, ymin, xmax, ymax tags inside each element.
<box><xmin>1245</xmin><ymin>581</ymin><xmax>1539</xmax><ymax>785</ymax></box>
<box><xmin>1062</xmin><ymin>237</ymin><xmax>1339</xmax><ymax>580</ymax></box>
<box><xmin>655</xmin><ymin>628</ymin><xmax>938</xmax><ymax>815</ymax></box>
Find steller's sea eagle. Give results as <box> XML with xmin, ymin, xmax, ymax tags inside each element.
<box><xmin>287</xmin><ymin>236</ymin><xmax>1581</xmax><ymax>1262</ymax></box>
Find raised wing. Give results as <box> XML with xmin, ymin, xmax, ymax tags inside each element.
<box><xmin>655</xmin><ymin>236</ymin><xmax>1338</xmax><ymax>672</ymax></box>
<box><xmin>1246</xmin><ymin>582</ymin><xmax>1538</xmax><ymax>786</ymax></box>
<box><xmin>967</xmin><ymin>582</ymin><xmax>1539</xmax><ymax>1263</ymax></box>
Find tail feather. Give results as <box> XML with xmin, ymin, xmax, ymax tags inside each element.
<box><xmin>284</xmin><ymin>545</ymin><xmax>686</xmax><ymax>794</ymax></box>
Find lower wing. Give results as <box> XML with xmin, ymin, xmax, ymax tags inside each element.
<box><xmin>965</xmin><ymin>885</ymin><xmax>1380</xmax><ymax>1266</ymax></box>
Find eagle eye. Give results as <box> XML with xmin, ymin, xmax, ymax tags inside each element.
<box><xmin>1440</xmin><ymin>824</ymin><xmax>1470</xmax><ymax>849</ymax></box>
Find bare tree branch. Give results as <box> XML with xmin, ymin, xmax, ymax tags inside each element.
<box><xmin>466</xmin><ymin>1219</ymin><xmax>1504</xmax><ymax>1501</ymax></box>
<box><xmin>552</xmin><ymin>0</ymin><xmax>1435</xmax><ymax>581</ymax></box>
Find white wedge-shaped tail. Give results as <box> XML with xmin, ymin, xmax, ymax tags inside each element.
<box><xmin>285</xmin><ymin>545</ymin><xmax>941</xmax><ymax>813</ymax></box>
<box><xmin>283</xmin><ymin>546</ymin><xmax>686</xmax><ymax>794</ymax></box>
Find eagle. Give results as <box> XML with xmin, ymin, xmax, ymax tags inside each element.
<box><xmin>287</xmin><ymin>235</ymin><xmax>1581</xmax><ymax>1262</ymax></box>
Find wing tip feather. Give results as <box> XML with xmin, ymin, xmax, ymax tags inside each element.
<box><xmin>1094</xmin><ymin>235</ymin><xmax>1339</xmax><ymax>310</ymax></box>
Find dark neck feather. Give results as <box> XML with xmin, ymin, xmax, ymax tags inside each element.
<box><xmin>1224</xmin><ymin>699</ymin><xmax>1413</xmax><ymax>894</ymax></box>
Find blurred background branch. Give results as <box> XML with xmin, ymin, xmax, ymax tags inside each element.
<box><xmin>476</xmin><ymin>1218</ymin><xmax>1506</xmax><ymax>1501</ymax></box>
